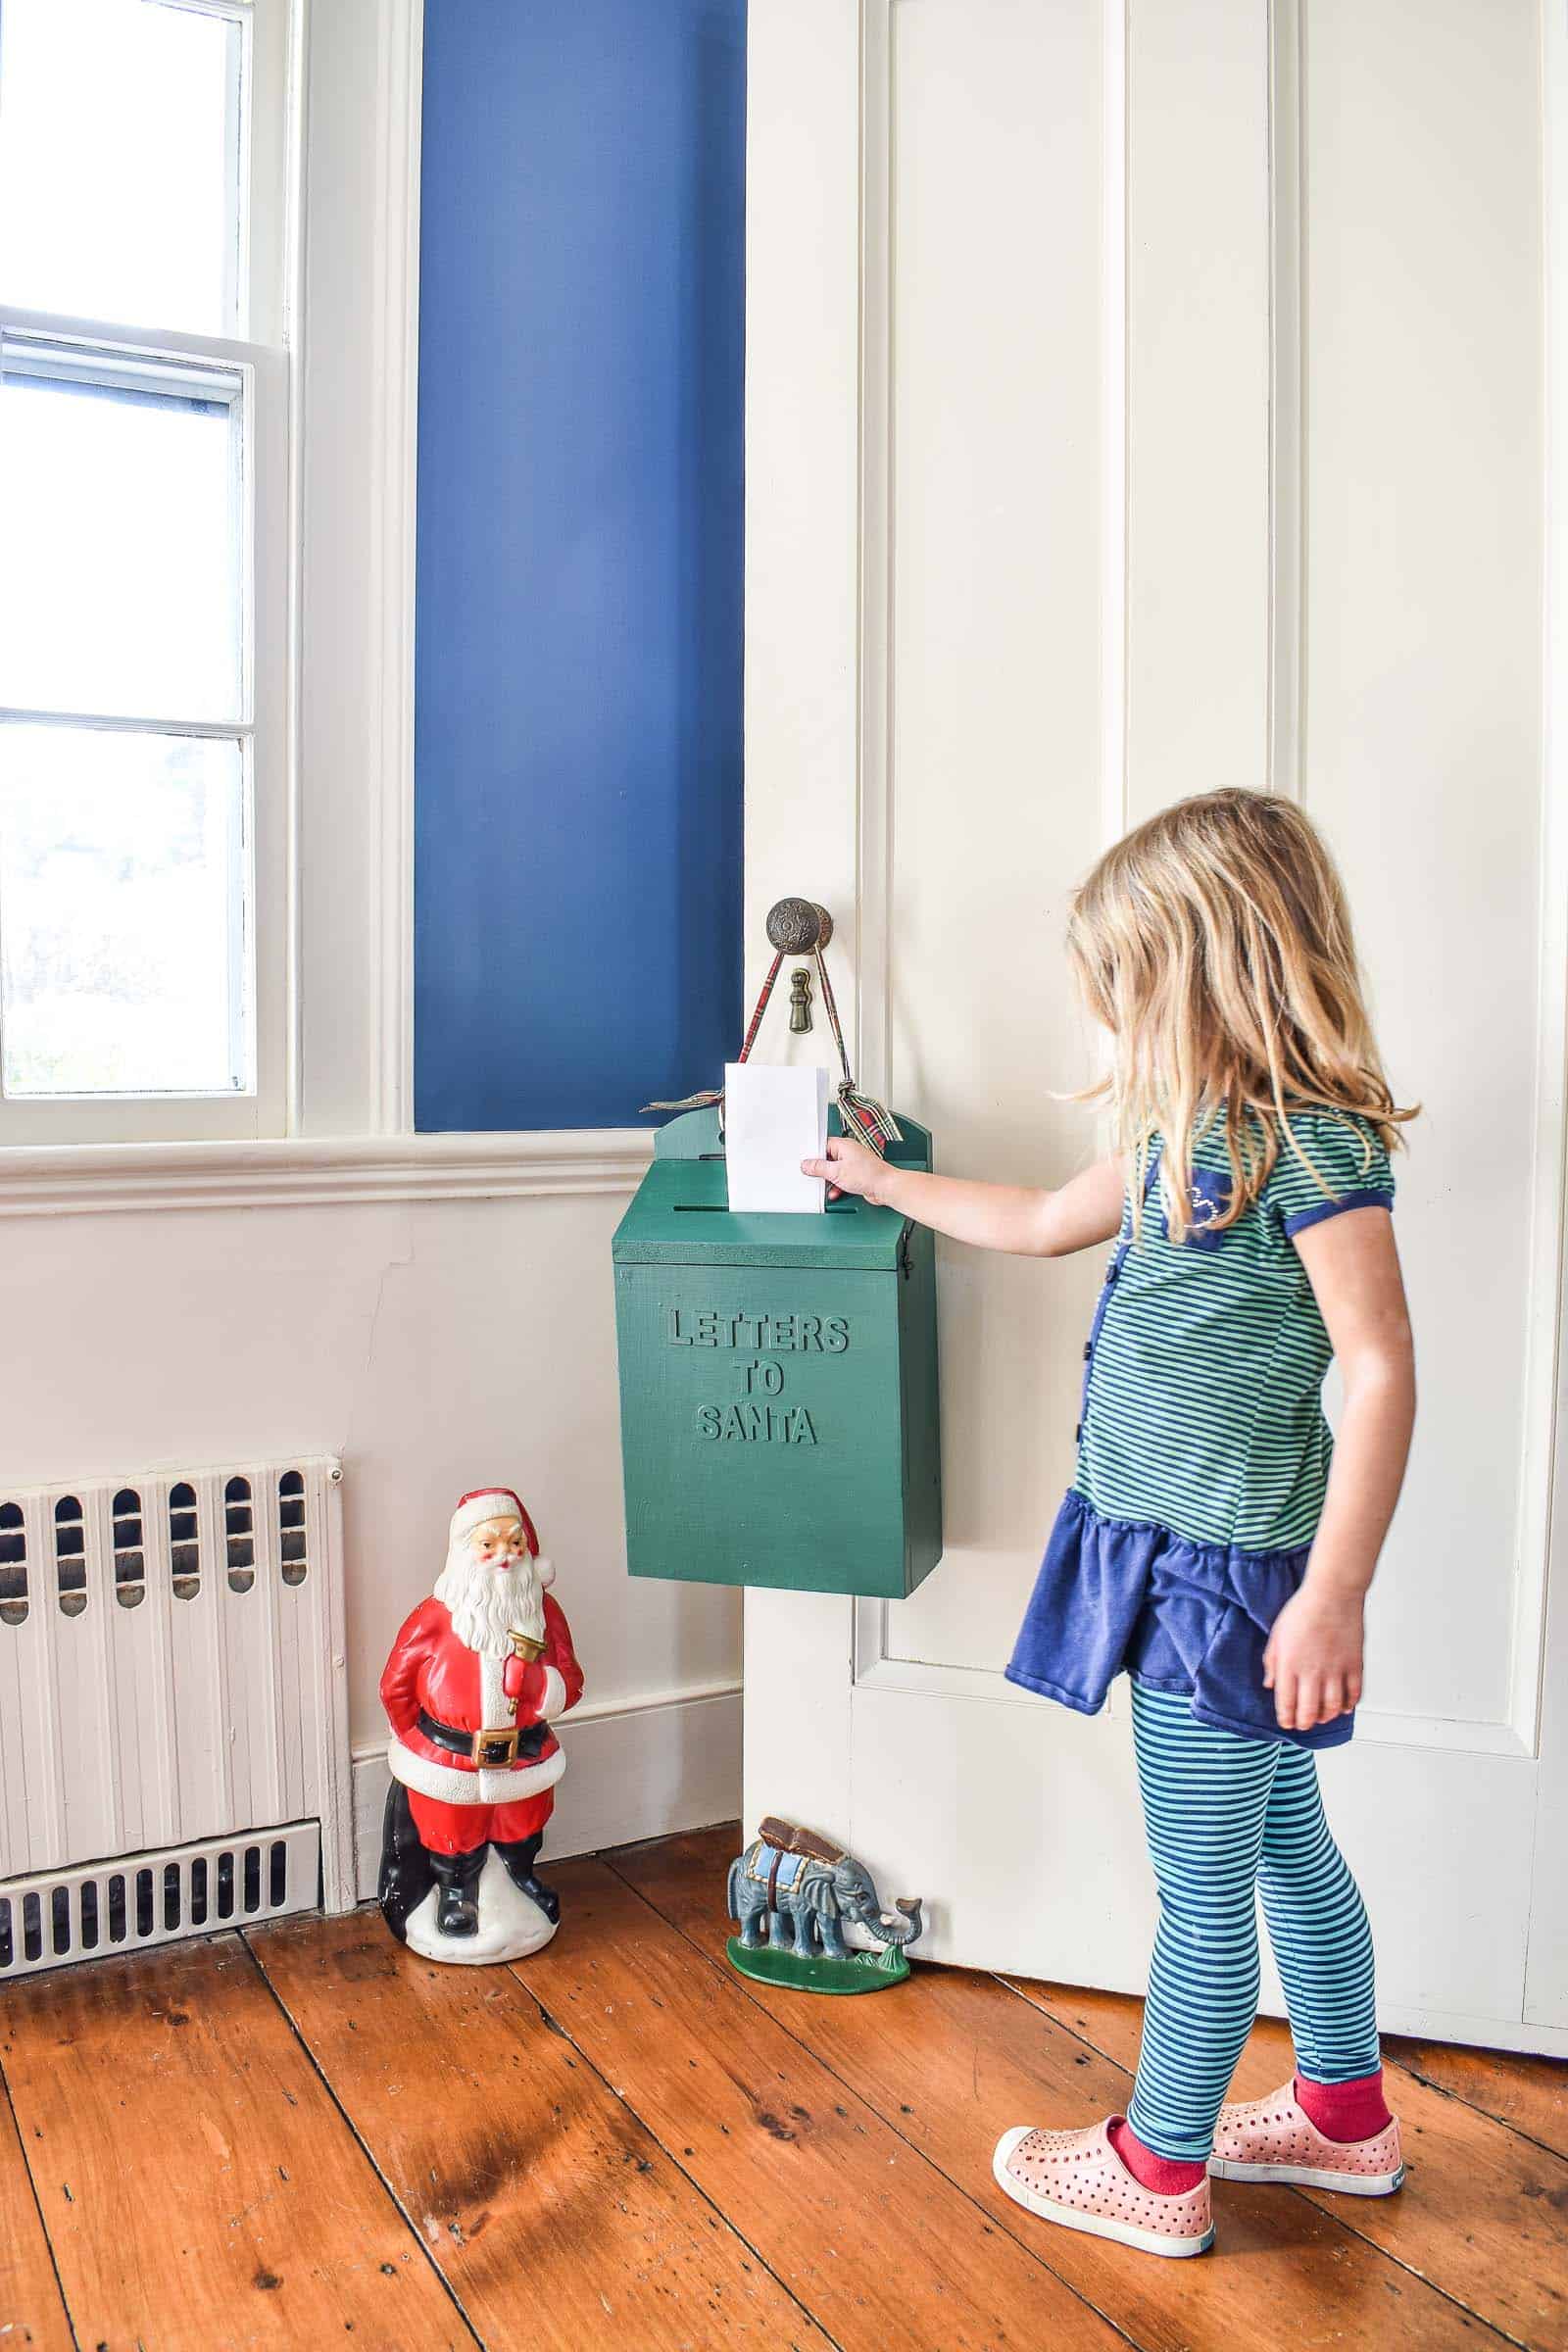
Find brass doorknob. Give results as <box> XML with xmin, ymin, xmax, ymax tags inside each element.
<box><xmin>765</xmin><ymin>898</ymin><xmax>834</xmax><ymax>956</ymax></box>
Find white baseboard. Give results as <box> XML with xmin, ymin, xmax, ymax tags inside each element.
<box><xmin>1374</xmin><ymin>2001</ymin><xmax>1568</xmax><ymax>2061</ymax></box>
<box><xmin>351</xmin><ymin>1680</ymin><xmax>742</xmax><ymax>1901</ymax></box>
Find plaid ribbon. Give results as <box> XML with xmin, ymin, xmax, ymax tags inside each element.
<box><xmin>810</xmin><ymin>947</ymin><xmax>901</xmax><ymax>1152</ymax></box>
<box><xmin>642</xmin><ymin>942</ymin><xmax>901</xmax><ymax>1156</ymax></box>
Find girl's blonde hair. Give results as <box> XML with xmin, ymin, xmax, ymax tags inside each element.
<box><xmin>1066</xmin><ymin>789</ymin><xmax>1415</xmax><ymax>1239</ymax></box>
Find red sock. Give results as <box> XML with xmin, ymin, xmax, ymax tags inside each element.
<box><xmin>1294</xmin><ymin>2070</ymin><xmax>1392</xmax><ymax>2142</ymax></box>
<box><xmin>1107</xmin><ymin>2117</ymin><xmax>1206</xmax><ymax>2195</ymax></box>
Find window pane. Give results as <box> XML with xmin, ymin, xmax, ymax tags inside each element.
<box><xmin>0</xmin><ymin>341</ymin><xmax>243</xmax><ymax>722</ymax></box>
<box><xmin>0</xmin><ymin>0</ymin><xmax>244</xmax><ymax>336</ymax></box>
<box><xmin>0</xmin><ymin>725</ymin><xmax>248</xmax><ymax>1097</ymax></box>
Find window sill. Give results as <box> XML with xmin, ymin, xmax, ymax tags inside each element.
<box><xmin>0</xmin><ymin>1128</ymin><xmax>656</xmax><ymax>1217</ymax></box>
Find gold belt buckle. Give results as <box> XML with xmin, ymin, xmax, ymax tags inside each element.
<box><xmin>471</xmin><ymin>1723</ymin><xmax>519</xmax><ymax>1767</ymax></box>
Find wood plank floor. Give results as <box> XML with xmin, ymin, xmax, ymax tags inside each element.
<box><xmin>0</xmin><ymin>1821</ymin><xmax>1560</xmax><ymax>2352</ymax></box>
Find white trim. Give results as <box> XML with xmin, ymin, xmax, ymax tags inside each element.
<box><xmin>246</xmin><ymin>0</ymin><xmax>295</xmax><ymax>351</ymax></box>
<box><xmin>740</xmin><ymin>0</ymin><xmax>879</xmax><ymax>1853</ymax></box>
<box><xmin>1510</xmin><ymin>0</ymin><xmax>1568</xmax><ymax>1765</ymax></box>
<box><xmin>538</xmin><ymin>1664</ymin><xmax>568</xmax><ymax>1721</ymax></box>
<box><xmin>856</xmin><ymin>0</ymin><xmax>893</xmax><ymax>1106</ymax></box>
<box><xmin>0</xmin><ymin>707</ymin><xmax>252</xmax><ymax>741</ymax></box>
<box><xmin>281</xmin><ymin>0</ymin><xmax>309</xmax><ymax>1133</ymax></box>
<box><xmin>291</xmin><ymin>0</ymin><xmax>428</xmax><ymax>1136</ymax></box>
<box><xmin>367</xmin><ymin>0</ymin><xmax>423</xmax><ymax>1135</ymax></box>
<box><xmin>851</xmin><ymin>1613</ymin><xmax>1531</xmax><ymax>1760</ymax></box>
<box><xmin>0</xmin><ymin>319</ymin><xmax>291</xmax><ymax>1148</ymax></box>
<box><xmin>1011</xmin><ymin>1972</ymin><xmax>1568</xmax><ymax>2063</ymax></box>
<box><xmin>1526</xmin><ymin>0</ymin><xmax>1568</xmax><ymax>2033</ymax></box>
<box><xmin>1376</xmin><ymin>2003</ymin><xmax>1568</xmax><ymax>2062</ymax></box>
<box><xmin>553</xmin><ymin>1673</ymin><xmax>743</xmax><ymax>1727</ymax></box>
<box><xmin>0</xmin><ymin>307</ymin><xmax>280</xmax><ymax>368</ymax></box>
<box><xmin>316</xmin><ymin>1462</ymin><xmax>356</xmax><ymax>1909</ymax></box>
<box><xmin>0</xmin><ymin>0</ymin><xmax>299</xmax><ymax>1149</ymax></box>
<box><xmin>1265</xmin><ymin>0</ymin><xmax>1302</xmax><ymax>802</ymax></box>
<box><xmin>1500</xmin><ymin>0</ymin><xmax>1568</xmax><ymax>1761</ymax></box>
<box><xmin>353</xmin><ymin>1678</ymin><xmax>743</xmax><ymax>1898</ymax></box>
<box><xmin>1102</xmin><ymin>0</ymin><xmax>1129</xmax><ymax>848</ymax></box>
<box><xmin>0</xmin><ymin>1127</ymin><xmax>654</xmax><ymax>1216</ymax></box>
<box><xmin>1510</xmin><ymin>797</ymin><xmax>1568</xmax><ymax>1756</ymax></box>
<box><xmin>248</xmin><ymin>335</ymin><xmax>293</xmax><ymax>1138</ymax></box>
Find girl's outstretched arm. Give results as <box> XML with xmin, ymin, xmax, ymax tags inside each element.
<box><xmin>801</xmin><ymin>1132</ymin><xmax>1124</xmax><ymax>1258</ymax></box>
<box><xmin>1264</xmin><ymin>1204</ymin><xmax>1416</xmax><ymax>1731</ymax></box>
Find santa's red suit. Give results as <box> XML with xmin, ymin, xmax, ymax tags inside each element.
<box><xmin>380</xmin><ymin>1494</ymin><xmax>584</xmax><ymax>1858</ymax></box>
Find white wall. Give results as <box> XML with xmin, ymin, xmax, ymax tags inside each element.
<box><xmin>0</xmin><ymin>1182</ymin><xmax>743</xmax><ymax>1875</ymax></box>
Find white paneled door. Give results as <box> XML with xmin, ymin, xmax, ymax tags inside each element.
<box><xmin>742</xmin><ymin>0</ymin><xmax>1568</xmax><ymax>2051</ymax></box>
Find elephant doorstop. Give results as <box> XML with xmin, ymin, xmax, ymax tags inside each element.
<box><xmin>725</xmin><ymin>1815</ymin><xmax>924</xmax><ymax>1993</ymax></box>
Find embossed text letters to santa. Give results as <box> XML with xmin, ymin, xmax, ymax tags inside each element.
<box><xmin>612</xmin><ymin>1106</ymin><xmax>943</xmax><ymax>1596</ymax></box>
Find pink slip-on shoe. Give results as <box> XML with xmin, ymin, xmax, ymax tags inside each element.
<box><xmin>1209</xmin><ymin>2082</ymin><xmax>1405</xmax><ymax>2195</ymax></box>
<box><xmin>993</xmin><ymin>2120</ymin><xmax>1215</xmax><ymax>2257</ymax></box>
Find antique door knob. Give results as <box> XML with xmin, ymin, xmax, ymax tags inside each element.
<box><xmin>765</xmin><ymin>897</ymin><xmax>834</xmax><ymax>956</ymax></box>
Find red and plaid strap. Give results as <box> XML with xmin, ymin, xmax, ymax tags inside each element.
<box><xmin>640</xmin><ymin>950</ymin><xmax>785</xmax><ymax>1115</ymax></box>
<box><xmin>642</xmin><ymin>940</ymin><xmax>901</xmax><ymax>1157</ymax></box>
<box><xmin>812</xmin><ymin>947</ymin><xmax>902</xmax><ymax>1152</ymax></box>
<box><xmin>737</xmin><ymin>950</ymin><xmax>786</xmax><ymax>1063</ymax></box>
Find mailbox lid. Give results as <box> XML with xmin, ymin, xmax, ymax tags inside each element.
<box><xmin>612</xmin><ymin>1156</ymin><xmax>909</xmax><ymax>1271</ymax></box>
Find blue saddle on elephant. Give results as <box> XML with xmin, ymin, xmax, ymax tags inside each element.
<box><xmin>745</xmin><ymin>1842</ymin><xmax>808</xmax><ymax>1891</ymax></box>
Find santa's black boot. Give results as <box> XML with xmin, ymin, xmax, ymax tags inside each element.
<box><xmin>430</xmin><ymin>1847</ymin><xmax>485</xmax><ymax>1936</ymax></box>
<box><xmin>495</xmin><ymin>1835</ymin><xmax>560</xmax><ymax>1925</ymax></box>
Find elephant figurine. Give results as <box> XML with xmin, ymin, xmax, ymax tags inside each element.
<box><xmin>726</xmin><ymin>1815</ymin><xmax>923</xmax><ymax>1968</ymax></box>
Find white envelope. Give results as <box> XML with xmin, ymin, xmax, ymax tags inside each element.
<box><xmin>724</xmin><ymin>1061</ymin><xmax>830</xmax><ymax>1213</ymax></box>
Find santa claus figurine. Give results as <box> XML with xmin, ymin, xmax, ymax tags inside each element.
<box><xmin>376</xmin><ymin>1487</ymin><xmax>584</xmax><ymax>1961</ymax></box>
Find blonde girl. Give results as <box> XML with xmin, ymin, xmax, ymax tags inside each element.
<box><xmin>806</xmin><ymin>789</ymin><xmax>1416</xmax><ymax>2260</ymax></box>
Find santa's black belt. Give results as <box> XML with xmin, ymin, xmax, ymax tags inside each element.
<box><xmin>416</xmin><ymin>1709</ymin><xmax>550</xmax><ymax>1768</ymax></box>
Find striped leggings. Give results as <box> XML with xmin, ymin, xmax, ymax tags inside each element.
<box><xmin>1125</xmin><ymin>1682</ymin><xmax>1380</xmax><ymax>2163</ymax></box>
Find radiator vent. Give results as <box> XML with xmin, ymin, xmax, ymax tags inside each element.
<box><xmin>0</xmin><ymin>1457</ymin><xmax>353</xmax><ymax>1957</ymax></box>
<box><xmin>0</xmin><ymin>1822</ymin><xmax>321</xmax><ymax>1981</ymax></box>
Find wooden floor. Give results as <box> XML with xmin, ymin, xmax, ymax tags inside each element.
<box><xmin>1</xmin><ymin>1824</ymin><xmax>1564</xmax><ymax>2352</ymax></box>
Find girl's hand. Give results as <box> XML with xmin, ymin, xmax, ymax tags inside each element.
<box><xmin>1262</xmin><ymin>1585</ymin><xmax>1365</xmax><ymax>1731</ymax></box>
<box><xmin>802</xmin><ymin>1134</ymin><xmax>893</xmax><ymax>1203</ymax></box>
<box><xmin>793</xmin><ymin>1147</ymin><xmax>1122</xmax><ymax>1256</ymax></box>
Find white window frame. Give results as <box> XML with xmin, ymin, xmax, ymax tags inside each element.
<box><xmin>0</xmin><ymin>0</ymin><xmax>655</xmax><ymax>1210</ymax></box>
<box><xmin>0</xmin><ymin>0</ymin><xmax>298</xmax><ymax>1146</ymax></box>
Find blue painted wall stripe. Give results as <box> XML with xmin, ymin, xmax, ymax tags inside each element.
<box><xmin>414</xmin><ymin>0</ymin><xmax>746</xmax><ymax>1132</ymax></box>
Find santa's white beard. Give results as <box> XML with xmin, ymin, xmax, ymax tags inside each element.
<box><xmin>434</xmin><ymin>1543</ymin><xmax>546</xmax><ymax>1656</ymax></box>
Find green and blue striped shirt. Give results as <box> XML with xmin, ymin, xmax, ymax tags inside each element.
<box><xmin>1075</xmin><ymin>1109</ymin><xmax>1396</xmax><ymax>1555</ymax></box>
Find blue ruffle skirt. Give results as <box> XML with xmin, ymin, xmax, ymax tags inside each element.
<box><xmin>1004</xmin><ymin>1488</ymin><xmax>1354</xmax><ymax>1751</ymax></box>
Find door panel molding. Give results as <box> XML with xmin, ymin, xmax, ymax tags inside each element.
<box><xmin>1267</xmin><ymin>0</ymin><xmax>1302</xmax><ymax>801</ymax></box>
<box><xmin>854</xmin><ymin>1595</ymin><xmax>1530</xmax><ymax>1757</ymax></box>
<box><xmin>741</xmin><ymin>0</ymin><xmax>867</xmax><ymax>1858</ymax></box>
<box><xmin>1524</xmin><ymin>0</ymin><xmax>1568</xmax><ymax>2029</ymax></box>
<box><xmin>745</xmin><ymin>0</ymin><xmax>1562</xmax><ymax>2044</ymax></box>
<box><xmin>848</xmin><ymin>0</ymin><xmax>1560</xmax><ymax>1765</ymax></box>
<box><xmin>856</xmin><ymin>0</ymin><xmax>895</xmax><ymax>1110</ymax></box>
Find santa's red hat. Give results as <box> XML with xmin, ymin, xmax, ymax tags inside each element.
<box><xmin>448</xmin><ymin>1488</ymin><xmax>554</xmax><ymax>1584</ymax></box>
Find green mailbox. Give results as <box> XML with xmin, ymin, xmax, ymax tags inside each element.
<box><xmin>612</xmin><ymin>1106</ymin><xmax>942</xmax><ymax>1596</ymax></box>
